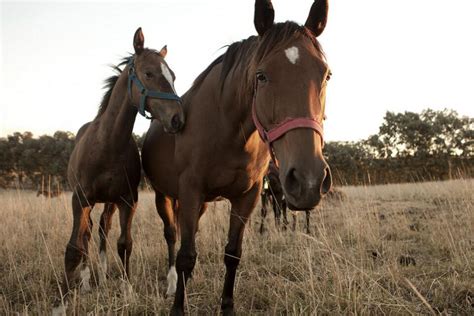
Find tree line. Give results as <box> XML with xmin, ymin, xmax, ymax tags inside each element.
<box><xmin>0</xmin><ymin>108</ymin><xmax>472</xmax><ymax>190</ymax></box>
<box><xmin>325</xmin><ymin>109</ymin><xmax>473</xmax><ymax>184</ymax></box>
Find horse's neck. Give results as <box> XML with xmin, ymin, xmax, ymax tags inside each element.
<box><xmin>98</xmin><ymin>73</ymin><xmax>137</xmax><ymax>150</ymax></box>
<box><xmin>218</xmin><ymin>71</ymin><xmax>256</xmax><ymax>144</ymax></box>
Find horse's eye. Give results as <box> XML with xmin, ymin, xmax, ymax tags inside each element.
<box><xmin>256</xmin><ymin>71</ymin><xmax>268</xmax><ymax>82</ymax></box>
<box><xmin>326</xmin><ymin>71</ymin><xmax>332</xmax><ymax>82</ymax></box>
<box><xmin>145</xmin><ymin>71</ymin><xmax>153</xmax><ymax>79</ymax></box>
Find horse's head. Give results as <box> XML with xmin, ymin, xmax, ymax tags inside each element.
<box><xmin>252</xmin><ymin>0</ymin><xmax>332</xmax><ymax>210</ymax></box>
<box><xmin>129</xmin><ymin>28</ymin><xmax>184</xmax><ymax>133</ymax></box>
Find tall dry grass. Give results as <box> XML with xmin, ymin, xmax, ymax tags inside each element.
<box><xmin>0</xmin><ymin>179</ymin><xmax>473</xmax><ymax>314</ymax></box>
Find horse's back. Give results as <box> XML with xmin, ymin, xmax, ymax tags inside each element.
<box><xmin>75</xmin><ymin>122</ymin><xmax>91</xmax><ymax>143</ymax></box>
<box><xmin>142</xmin><ymin>120</ymin><xmax>179</xmax><ymax>198</ymax></box>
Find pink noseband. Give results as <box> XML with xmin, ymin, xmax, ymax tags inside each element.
<box><xmin>251</xmin><ymin>85</ymin><xmax>324</xmax><ymax>164</ymax></box>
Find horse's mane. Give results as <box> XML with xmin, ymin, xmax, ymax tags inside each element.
<box><xmin>188</xmin><ymin>21</ymin><xmax>325</xmax><ymax>105</ymax></box>
<box><xmin>95</xmin><ymin>56</ymin><xmax>132</xmax><ymax>118</ymax></box>
<box><xmin>189</xmin><ymin>38</ymin><xmax>258</xmax><ymax>95</ymax></box>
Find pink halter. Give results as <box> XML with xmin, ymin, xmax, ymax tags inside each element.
<box><xmin>251</xmin><ymin>84</ymin><xmax>324</xmax><ymax>164</ymax></box>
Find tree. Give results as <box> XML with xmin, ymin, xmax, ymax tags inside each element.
<box><xmin>368</xmin><ymin>109</ymin><xmax>472</xmax><ymax>158</ymax></box>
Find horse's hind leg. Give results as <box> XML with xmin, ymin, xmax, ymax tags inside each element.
<box><xmin>155</xmin><ymin>193</ymin><xmax>178</xmax><ymax>296</ymax></box>
<box><xmin>221</xmin><ymin>183</ymin><xmax>261</xmax><ymax>315</ymax></box>
<box><xmin>292</xmin><ymin>212</ymin><xmax>297</xmax><ymax>231</ymax></box>
<box><xmin>98</xmin><ymin>203</ymin><xmax>116</xmax><ymax>280</ymax></box>
<box><xmin>117</xmin><ymin>200</ymin><xmax>137</xmax><ymax>279</ymax></box>
<box><xmin>281</xmin><ymin>198</ymin><xmax>289</xmax><ymax>231</ymax></box>
<box><xmin>61</xmin><ymin>192</ymin><xmax>94</xmax><ymax>297</ymax></box>
<box><xmin>305</xmin><ymin>211</ymin><xmax>311</xmax><ymax>234</ymax></box>
<box><xmin>273</xmin><ymin>196</ymin><xmax>282</xmax><ymax>230</ymax></box>
<box><xmin>259</xmin><ymin>193</ymin><xmax>268</xmax><ymax>234</ymax></box>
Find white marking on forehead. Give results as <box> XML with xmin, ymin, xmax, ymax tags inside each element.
<box><xmin>160</xmin><ymin>62</ymin><xmax>177</xmax><ymax>93</ymax></box>
<box><xmin>285</xmin><ymin>46</ymin><xmax>299</xmax><ymax>64</ymax></box>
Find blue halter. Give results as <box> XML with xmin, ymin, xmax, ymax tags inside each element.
<box><xmin>127</xmin><ymin>57</ymin><xmax>181</xmax><ymax>119</ymax></box>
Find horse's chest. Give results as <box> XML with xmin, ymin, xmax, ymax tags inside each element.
<box><xmin>207</xmin><ymin>148</ymin><xmax>268</xmax><ymax>199</ymax></box>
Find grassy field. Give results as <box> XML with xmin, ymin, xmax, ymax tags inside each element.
<box><xmin>1</xmin><ymin>179</ymin><xmax>473</xmax><ymax>315</ymax></box>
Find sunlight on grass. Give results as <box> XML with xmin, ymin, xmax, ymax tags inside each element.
<box><xmin>0</xmin><ymin>179</ymin><xmax>473</xmax><ymax>314</ymax></box>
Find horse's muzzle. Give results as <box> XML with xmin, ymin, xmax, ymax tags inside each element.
<box><xmin>162</xmin><ymin>111</ymin><xmax>185</xmax><ymax>134</ymax></box>
<box><xmin>170</xmin><ymin>113</ymin><xmax>184</xmax><ymax>132</ymax></box>
<box><xmin>282</xmin><ymin>162</ymin><xmax>332</xmax><ymax>210</ymax></box>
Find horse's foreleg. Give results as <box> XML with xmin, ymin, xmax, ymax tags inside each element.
<box><xmin>98</xmin><ymin>203</ymin><xmax>116</xmax><ymax>280</ymax></box>
<box><xmin>221</xmin><ymin>183</ymin><xmax>261</xmax><ymax>315</ymax></box>
<box><xmin>80</xmin><ymin>208</ymin><xmax>94</xmax><ymax>292</ymax></box>
<box><xmin>155</xmin><ymin>193</ymin><xmax>178</xmax><ymax>297</ymax></box>
<box><xmin>61</xmin><ymin>192</ymin><xmax>94</xmax><ymax>297</ymax></box>
<box><xmin>117</xmin><ymin>200</ymin><xmax>137</xmax><ymax>279</ymax></box>
<box><xmin>171</xmin><ymin>186</ymin><xmax>203</xmax><ymax>316</ymax></box>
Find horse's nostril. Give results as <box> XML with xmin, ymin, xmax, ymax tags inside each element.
<box><xmin>321</xmin><ymin>166</ymin><xmax>332</xmax><ymax>195</ymax></box>
<box><xmin>285</xmin><ymin>168</ymin><xmax>300</xmax><ymax>196</ymax></box>
<box><xmin>171</xmin><ymin>114</ymin><xmax>182</xmax><ymax>131</ymax></box>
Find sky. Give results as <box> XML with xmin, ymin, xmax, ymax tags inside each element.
<box><xmin>1</xmin><ymin>0</ymin><xmax>474</xmax><ymax>141</ymax></box>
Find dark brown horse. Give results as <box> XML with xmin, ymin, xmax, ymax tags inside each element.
<box><xmin>260</xmin><ymin>161</ymin><xmax>288</xmax><ymax>232</ymax></box>
<box><xmin>58</xmin><ymin>28</ymin><xmax>184</xmax><ymax>304</ymax></box>
<box><xmin>142</xmin><ymin>1</ymin><xmax>332</xmax><ymax>314</ymax></box>
<box><xmin>260</xmin><ymin>161</ymin><xmax>312</xmax><ymax>234</ymax></box>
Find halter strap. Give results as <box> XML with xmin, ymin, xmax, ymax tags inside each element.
<box><xmin>127</xmin><ymin>57</ymin><xmax>181</xmax><ymax>119</ymax></box>
<box><xmin>251</xmin><ymin>83</ymin><xmax>324</xmax><ymax>164</ymax></box>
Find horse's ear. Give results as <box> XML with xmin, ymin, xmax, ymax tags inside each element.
<box><xmin>133</xmin><ymin>27</ymin><xmax>145</xmax><ymax>55</ymax></box>
<box><xmin>305</xmin><ymin>0</ymin><xmax>329</xmax><ymax>37</ymax></box>
<box><xmin>254</xmin><ymin>0</ymin><xmax>274</xmax><ymax>36</ymax></box>
<box><xmin>159</xmin><ymin>45</ymin><xmax>168</xmax><ymax>58</ymax></box>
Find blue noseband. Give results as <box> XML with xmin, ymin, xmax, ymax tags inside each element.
<box><xmin>127</xmin><ymin>57</ymin><xmax>181</xmax><ymax>119</ymax></box>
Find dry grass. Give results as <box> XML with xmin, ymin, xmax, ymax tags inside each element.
<box><xmin>0</xmin><ymin>179</ymin><xmax>473</xmax><ymax>315</ymax></box>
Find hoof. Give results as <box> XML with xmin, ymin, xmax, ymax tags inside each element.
<box><xmin>120</xmin><ymin>279</ymin><xmax>136</xmax><ymax>301</ymax></box>
<box><xmin>99</xmin><ymin>271</ymin><xmax>108</xmax><ymax>285</ymax></box>
<box><xmin>221</xmin><ymin>299</ymin><xmax>234</xmax><ymax>316</ymax></box>
<box><xmin>166</xmin><ymin>266</ymin><xmax>177</xmax><ymax>297</ymax></box>
<box><xmin>80</xmin><ymin>266</ymin><xmax>91</xmax><ymax>293</ymax></box>
<box><xmin>170</xmin><ymin>306</ymin><xmax>184</xmax><ymax>316</ymax></box>
<box><xmin>99</xmin><ymin>251</ymin><xmax>108</xmax><ymax>282</ymax></box>
<box><xmin>52</xmin><ymin>302</ymin><xmax>68</xmax><ymax>316</ymax></box>
<box><xmin>222</xmin><ymin>306</ymin><xmax>235</xmax><ymax>316</ymax></box>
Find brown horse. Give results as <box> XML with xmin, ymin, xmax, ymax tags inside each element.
<box><xmin>142</xmin><ymin>1</ymin><xmax>332</xmax><ymax>314</ymax></box>
<box><xmin>59</xmin><ymin>28</ymin><xmax>184</xmax><ymax>302</ymax></box>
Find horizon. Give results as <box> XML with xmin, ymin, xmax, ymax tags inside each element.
<box><xmin>1</xmin><ymin>106</ymin><xmax>470</xmax><ymax>143</ymax></box>
<box><xmin>2</xmin><ymin>0</ymin><xmax>474</xmax><ymax>141</ymax></box>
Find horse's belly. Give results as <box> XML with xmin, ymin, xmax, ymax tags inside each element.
<box><xmin>91</xmin><ymin>169</ymin><xmax>137</xmax><ymax>202</ymax></box>
<box><xmin>68</xmin><ymin>152</ymin><xmax>140</xmax><ymax>202</ymax></box>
